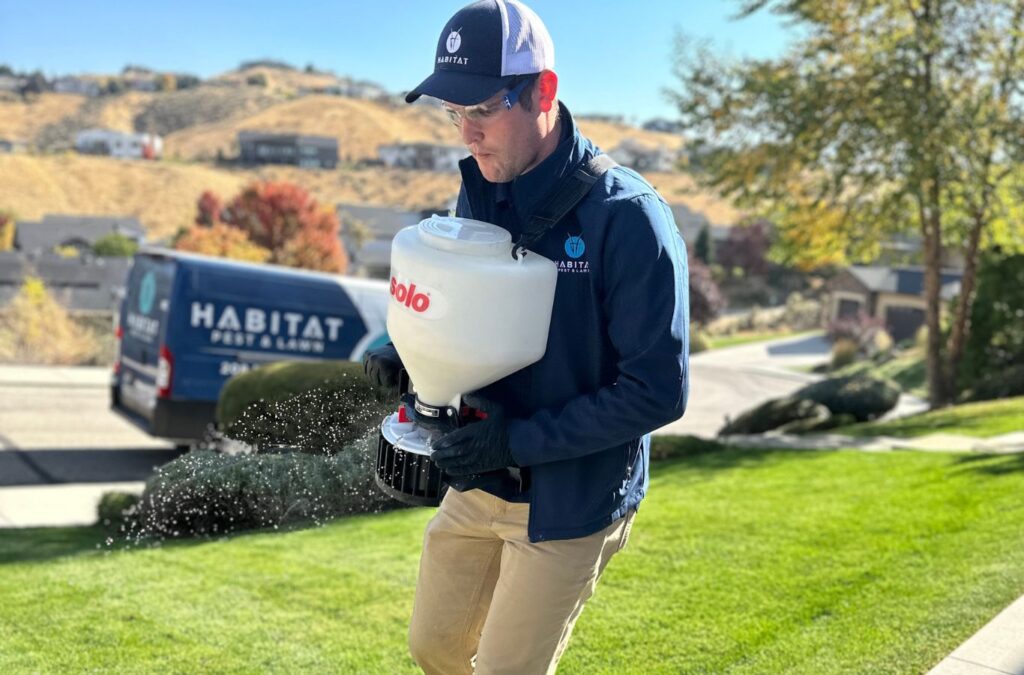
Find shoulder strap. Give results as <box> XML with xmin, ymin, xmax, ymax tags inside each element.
<box><xmin>513</xmin><ymin>154</ymin><xmax>618</xmax><ymax>259</ymax></box>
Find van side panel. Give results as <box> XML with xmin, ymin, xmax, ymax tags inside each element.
<box><xmin>165</xmin><ymin>259</ymin><xmax>375</xmax><ymax>402</ymax></box>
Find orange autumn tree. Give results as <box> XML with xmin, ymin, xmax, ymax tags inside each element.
<box><xmin>176</xmin><ymin>182</ymin><xmax>349</xmax><ymax>273</ymax></box>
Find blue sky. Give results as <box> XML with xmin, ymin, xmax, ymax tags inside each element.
<box><xmin>0</xmin><ymin>1</ymin><xmax>794</xmax><ymax>122</ymax></box>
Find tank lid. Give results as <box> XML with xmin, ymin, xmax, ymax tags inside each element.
<box><xmin>417</xmin><ymin>215</ymin><xmax>512</xmax><ymax>257</ymax></box>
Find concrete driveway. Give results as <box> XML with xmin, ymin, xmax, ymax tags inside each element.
<box><xmin>656</xmin><ymin>333</ymin><xmax>832</xmax><ymax>438</ymax></box>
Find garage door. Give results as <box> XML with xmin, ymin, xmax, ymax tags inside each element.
<box><xmin>885</xmin><ymin>306</ymin><xmax>925</xmax><ymax>343</ymax></box>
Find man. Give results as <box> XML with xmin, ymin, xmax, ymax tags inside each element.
<box><xmin>363</xmin><ymin>1</ymin><xmax>689</xmax><ymax>672</ymax></box>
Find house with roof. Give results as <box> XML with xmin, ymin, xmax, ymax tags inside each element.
<box><xmin>238</xmin><ymin>131</ymin><xmax>339</xmax><ymax>169</ymax></box>
<box><xmin>54</xmin><ymin>76</ymin><xmax>101</xmax><ymax>97</ymax></box>
<box><xmin>827</xmin><ymin>265</ymin><xmax>963</xmax><ymax>342</ymax></box>
<box><xmin>336</xmin><ymin>203</ymin><xmax>453</xmax><ymax>278</ymax></box>
<box><xmin>14</xmin><ymin>214</ymin><xmax>145</xmax><ymax>257</ymax></box>
<box><xmin>75</xmin><ymin>129</ymin><xmax>163</xmax><ymax>160</ymax></box>
<box><xmin>0</xmin><ymin>251</ymin><xmax>132</xmax><ymax>313</ymax></box>
<box><xmin>378</xmin><ymin>143</ymin><xmax>466</xmax><ymax>172</ymax></box>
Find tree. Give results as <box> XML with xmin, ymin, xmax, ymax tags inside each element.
<box><xmin>175</xmin><ymin>223</ymin><xmax>271</xmax><ymax>263</ymax></box>
<box><xmin>157</xmin><ymin>73</ymin><xmax>177</xmax><ymax>92</ymax></box>
<box><xmin>689</xmin><ymin>254</ymin><xmax>726</xmax><ymax>325</ymax></box>
<box><xmin>670</xmin><ymin>0</ymin><xmax>1024</xmax><ymax>406</ymax></box>
<box><xmin>694</xmin><ymin>224</ymin><xmax>714</xmax><ymax>264</ymax></box>
<box><xmin>177</xmin><ymin>181</ymin><xmax>348</xmax><ymax>273</ymax></box>
<box><xmin>717</xmin><ymin>219</ymin><xmax>771</xmax><ymax>277</ymax></box>
<box><xmin>195</xmin><ymin>190</ymin><xmax>222</xmax><ymax>226</ymax></box>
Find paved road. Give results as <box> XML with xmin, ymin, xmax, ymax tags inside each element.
<box><xmin>0</xmin><ymin>365</ymin><xmax>184</xmax><ymax>527</ymax></box>
<box><xmin>656</xmin><ymin>333</ymin><xmax>831</xmax><ymax>437</ymax></box>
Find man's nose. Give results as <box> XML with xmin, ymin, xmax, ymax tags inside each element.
<box><xmin>460</xmin><ymin>119</ymin><xmax>483</xmax><ymax>146</ymax></box>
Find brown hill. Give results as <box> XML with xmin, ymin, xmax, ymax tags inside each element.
<box><xmin>164</xmin><ymin>94</ymin><xmax>459</xmax><ymax>162</ymax></box>
<box><xmin>0</xmin><ymin>153</ymin><xmax>736</xmax><ymax>243</ymax></box>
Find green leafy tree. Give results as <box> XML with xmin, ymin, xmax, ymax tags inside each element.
<box><xmin>694</xmin><ymin>224</ymin><xmax>714</xmax><ymax>264</ymax></box>
<box><xmin>670</xmin><ymin>0</ymin><xmax>1024</xmax><ymax>406</ymax></box>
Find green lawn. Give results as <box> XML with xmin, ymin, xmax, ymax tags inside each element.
<box><xmin>3</xmin><ymin>444</ymin><xmax>1024</xmax><ymax>673</ymax></box>
<box><xmin>839</xmin><ymin>396</ymin><xmax>1024</xmax><ymax>439</ymax></box>
<box><xmin>708</xmin><ymin>329</ymin><xmax>821</xmax><ymax>351</ymax></box>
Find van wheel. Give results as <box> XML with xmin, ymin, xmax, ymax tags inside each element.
<box><xmin>174</xmin><ymin>443</ymin><xmax>192</xmax><ymax>453</ymax></box>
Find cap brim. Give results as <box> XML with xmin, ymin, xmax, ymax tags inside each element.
<box><xmin>405</xmin><ymin>70</ymin><xmax>517</xmax><ymax>106</ymax></box>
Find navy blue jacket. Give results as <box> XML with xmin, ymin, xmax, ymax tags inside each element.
<box><xmin>457</xmin><ymin>102</ymin><xmax>689</xmax><ymax>542</ymax></box>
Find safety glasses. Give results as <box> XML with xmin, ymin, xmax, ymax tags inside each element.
<box><xmin>443</xmin><ymin>78</ymin><xmax>532</xmax><ymax>128</ymax></box>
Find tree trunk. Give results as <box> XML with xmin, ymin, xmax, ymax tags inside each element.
<box><xmin>944</xmin><ymin>209</ymin><xmax>986</xmax><ymax>399</ymax></box>
<box><xmin>920</xmin><ymin>188</ymin><xmax>949</xmax><ymax>408</ymax></box>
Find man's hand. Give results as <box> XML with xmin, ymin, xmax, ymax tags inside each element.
<box><xmin>362</xmin><ymin>343</ymin><xmax>404</xmax><ymax>394</ymax></box>
<box><xmin>431</xmin><ymin>395</ymin><xmax>514</xmax><ymax>476</ymax></box>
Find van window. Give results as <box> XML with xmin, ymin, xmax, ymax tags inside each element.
<box><xmin>122</xmin><ymin>255</ymin><xmax>175</xmax><ymax>350</ymax></box>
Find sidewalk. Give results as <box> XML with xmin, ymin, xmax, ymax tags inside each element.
<box><xmin>928</xmin><ymin>595</ymin><xmax>1024</xmax><ymax>675</ymax></box>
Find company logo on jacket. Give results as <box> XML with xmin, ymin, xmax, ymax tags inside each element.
<box><xmin>557</xmin><ymin>234</ymin><xmax>589</xmax><ymax>274</ymax></box>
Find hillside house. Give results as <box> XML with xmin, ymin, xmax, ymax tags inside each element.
<box><xmin>0</xmin><ymin>251</ymin><xmax>132</xmax><ymax>313</ymax></box>
<box><xmin>0</xmin><ymin>138</ymin><xmax>26</xmax><ymax>154</ymax></box>
<box><xmin>238</xmin><ymin>131</ymin><xmax>338</xmax><ymax>169</ymax></box>
<box><xmin>54</xmin><ymin>77</ymin><xmax>101</xmax><ymax>97</ymax></box>
<box><xmin>75</xmin><ymin>129</ymin><xmax>163</xmax><ymax>160</ymax></box>
<box><xmin>378</xmin><ymin>143</ymin><xmax>466</xmax><ymax>172</ymax></box>
<box><xmin>14</xmin><ymin>214</ymin><xmax>145</xmax><ymax>256</ymax></box>
<box><xmin>0</xmin><ymin>75</ymin><xmax>26</xmax><ymax>93</ymax></box>
<box><xmin>336</xmin><ymin>203</ymin><xmax>429</xmax><ymax>278</ymax></box>
<box><xmin>827</xmin><ymin>265</ymin><xmax>963</xmax><ymax>342</ymax></box>
<box><xmin>608</xmin><ymin>138</ymin><xmax>682</xmax><ymax>172</ymax></box>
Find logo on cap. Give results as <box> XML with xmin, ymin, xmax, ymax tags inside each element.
<box><xmin>446</xmin><ymin>28</ymin><xmax>462</xmax><ymax>54</ymax></box>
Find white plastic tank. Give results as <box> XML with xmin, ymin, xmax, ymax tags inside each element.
<box><xmin>387</xmin><ymin>215</ymin><xmax>557</xmax><ymax>407</ymax></box>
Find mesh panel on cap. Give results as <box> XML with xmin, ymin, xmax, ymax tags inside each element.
<box><xmin>500</xmin><ymin>0</ymin><xmax>554</xmax><ymax>75</ymax></box>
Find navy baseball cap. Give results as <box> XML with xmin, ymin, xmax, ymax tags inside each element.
<box><xmin>405</xmin><ymin>0</ymin><xmax>555</xmax><ymax>106</ymax></box>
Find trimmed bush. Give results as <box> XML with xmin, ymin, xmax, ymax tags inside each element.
<box><xmin>964</xmin><ymin>364</ymin><xmax>1024</xmax><ymax>403</ymax></box>
<box><xmin>779</xmin><ymin>413</ymin><xmax>858</xmax><ymax>435</ymax></box>
<box><xmin>795</xmin><ymin>375</ymin><xmax>899</xmax><ymax>422</ymax></box>
<box><xmin>719</xmin><ymin>396</ymin><xmax>830</xmax><ymax>435</ymax></box>
<box><xmin>97</xmin><ymin>491</ymin><xmax>141</xmax><ymax>530</ymax></box>
<box><xmin>217</xmin><ymin>360</ymin><xmax>394</xmax><ymax>453</ymax></box>
<box><xmin>649</xmin><ymin>434</ymin><xmax>727</xmax><ymax>461</ymax></box>
<box><xmin>132</xmin><ymin>437</ymin><xmax>394</xmax><ymax>538</ymax></box>
<box><xmin>831</xmin><ymin>338</ymin><xmax>859</xmax><ymax>369</ymax></box>
<box><xmin>690</xmin><ymin>326</ymin><xmax>712</xmax><ymax>354</ymax></box>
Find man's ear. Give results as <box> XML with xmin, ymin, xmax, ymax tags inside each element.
<box><xmin>537</xmin><ymin>70</ymin><xmax>558</xmax><ymax>113</ymax></box>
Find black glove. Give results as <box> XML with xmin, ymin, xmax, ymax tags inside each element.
<box><xmin>362</xmin><ymin>343</ymin><xmax>403</xmax><ymax>394</ymax></box>
<box><xmin>431</xmin><ymin>395</ymin><xmax>515</xmax><ymax>476</ymax></box>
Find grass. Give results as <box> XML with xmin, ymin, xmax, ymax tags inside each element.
<box><xmin>831</xmin><ymin>347</ymin><xmax>927</xmax><ymax>397</ymax></box>
<box><xmin>708</xmin><ymin>329</ymin><xmax>820</xmax><ymax>351</ymax></box>
<box><xmin>2</xmin><ymin>442</ymin><xmax>1024</xmax><ymax>673</ymax></box>
<box><xmin>839</xmin><ymin>396</ymin><xmax>1024</xmax><ymax>440</ymax></box>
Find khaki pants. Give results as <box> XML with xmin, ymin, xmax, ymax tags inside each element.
<box><xmin>408</xmin><ymin>487</ymin><xmax>635</xmax><ymax>675</ymax></box>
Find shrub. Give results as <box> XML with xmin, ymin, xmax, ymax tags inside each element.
<box><xmin>689</xmin><ymin>254</ymin><xmax>726</xmax><ymax>325</ymax></box>
<box><xmin>690</xmin><ymin>326</ymin><xmax>712</xmax><ymax>354</ymax></box>
<box><xmin>719</xmin><ymin>396</ymin><xmax>830</xmax><ymax>435</ymax></box>
<box><xmin>827</xmin><ymin>311</ymin><xmax>885</xmax><ymax>348</ymax></box>
<box><xmin>795</xmin><ymin>375</ymin><xmax>900</xmax><ymax>422</ymax></box>
<box><xmin>92</xmin><ymin>233</ymin><xmax>139</xmax><ymax>257</ymax></box>
<box><xmin>831</xmin><ymin>338</ymin><xmax>860</xmax><ymax>369</ymax></box>
<box><xmin>0</xmin><ymin>276</ymin><xmax>101</xmax><ymax>365</ymax></box>
<box><xmin>97</xmin><ymin>491</ymin><xmax>140</xmax><ymax>530</ymax></box>
<box><xmin>131</xmin><ymin>441</ymin><xmax>395</xmax><ymax>538</ymax></box>
<box><xmin>963</xmin><ymin>364</ymin><xmax>1024</xmax><ymax>403</ymax></box>
<box><xmin>961</xmin><ymin>253</ymin><xmax>1024</xmax><ymax>390</ymax></box>
<box><xmin>778</xmin><ymin>413</ymin><xmax>858</xmax><ymax>434</ymax></box>
<box><xmin>782</xmin><ymin>292</ymin><xmax>823</xmax><ymax>331</ymax></box>
<box><xmin>217</xmin><ymin>360</ymin><xmax>394</xmax><ymax>454</ymax></box>
<box><xmin>649</xmin><ymin>434</ymin><xmax>726</xmax><ymax>461</ymax></box>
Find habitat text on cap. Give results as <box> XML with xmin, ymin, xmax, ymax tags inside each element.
<box><xmin>405</xmin><ymin>0</ymin><xmax>555</xmax><ymax>106</ymax></box>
